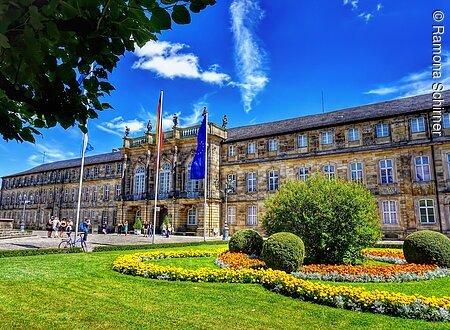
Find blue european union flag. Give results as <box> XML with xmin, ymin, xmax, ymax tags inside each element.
<box><xmin>190</xmin><ymin>116</ymin><xmax>207</xmax><ymax>179</ymax></box>
<box><xmin>85</xmin><ymin>143</ymin><xmax>94</xmax><ymax>152</ymax></box>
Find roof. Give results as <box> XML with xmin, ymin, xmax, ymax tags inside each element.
<box><xmin>3</xmin><ymin>151</ymin><xmax>122</xmax><ymax>178</ymax></box>
<box><xmin>226</xmin><ymin>91</ymin><xmax>450</xmax><ymax>142</ymax></box>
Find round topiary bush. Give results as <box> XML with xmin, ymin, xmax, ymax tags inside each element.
<box><xmin>403</xmin><ymin>230</ymin><xmax>450</xmax><ymax>267</ymax></box>
<box><xmin>261</xmin><ymin>232</ymin><xmax>305</xmax><ymax>273</ymax></box>
<box><xmin>229</xmin><ymin>229</ymin><xmax>263</xmax><ymax>256</ymax></box>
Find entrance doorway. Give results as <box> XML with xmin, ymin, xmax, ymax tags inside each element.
<box><xmin>157</xmin><ymin>207</ymin><xmax>168</xmax><ymax>234</ymax></box>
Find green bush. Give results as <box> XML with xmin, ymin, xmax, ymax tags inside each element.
<box><xmin>133</xmin><ymin>218</ymin><xmax>142</xmax><ymax>230</ymax></box>
<box><xmin>403</xmin><ymin>230</ymin><xmax>450</xmax><ymax>267</ymax></box>
<box><xmin>229</xmin><ymin>229</ymin><xmax>263</xmax><ymax>256</ymax></box>
<box><xmin>92</xmin><ymin>240</ymin><xmax>225</xmax><ymax>252</ymax></box>
<box><xmin>262</xmin><ymin>175</ymin><xmax>382</xmax><ymax>264</ymax></box>
<box><xmin>261</xmin><ymin>232</ymin><xmax>305</xmax><ymax>273</ymax></box>
<box><xmin>0</xmin><ymin>247</ymin><xmax>82</xmax><ymax>258</ymax></box>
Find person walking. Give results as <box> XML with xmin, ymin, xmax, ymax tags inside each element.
<box><xmin>102</xmin><ymin>221</ymin><xmax>107</xmax><ymax>235</ymax></box>
<box><xmin>46</xmin><ymin>216</ymin><xmax>54</xmax><ymax>238</ymax></box>
<box><xmin>66</xmin><ymin>219</ymin><xmax>73</xmax><ymax>239</ymax></box>
<box><xmin>124</xmin><ymin>221</ymin><xmax>128</xmax><ymax>236</ymax></box>
<box><xmin>161</xmin><ymin>223</ymin><xmax>167</xmax><ymax>237</ymax></box>
<box><xmin>117</xmin><ymin>221</ymin><xmax>123</xmax><ymax>236</ymax></box>
<box><xmin>60</xmin><ymin>218</ymin><xmax>67</xmax><ymax>238</ymax></box>
<box><xmin>80</xmin><ymin>218</ymin><xmax>91</xmax><ymax>242</ymax></box>
<box><xmin>143</xmin><ymin>221</ymin><xmax>149</xmax><ymax>237</ymax></box>
<box><xmin>167</xmin><ymin>223</ymin><xmax>172</xmax><ymax>238</ymax></box>
<box><xmin>52</xmin><ymin>217</ymin><xmax>60</xmax><ymax>238</ymax></box>
<box><xmin>148</xmin><ymin>223</ymin><xmax>153</xmax><ymax>238</ymax></box>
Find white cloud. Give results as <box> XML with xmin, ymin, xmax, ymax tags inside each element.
<box><xmin>365</xmin><ymin>50</ymin><xmax>450</xmax><ymax>97</ymax></box>
<box><xmin>343</xmin><ymin>1</ymin><xmax>380</xmax><ymax>22</ymax></box>
<box><xmin>28</xmin><ymin>144</ymin><xmax>76</xmax><ymax>167</ymax></box>
<box><xmin>358</xmin><ymin>12</ymin><xmax>373</xmax><ymax>23</ymax></box>
<box><xmin>132</xmin><ymin>41</ymin><xmax>231</xmax><ymax>86</ymax></box>
<box><xmin>97</xmin><ymin>116</ymin><xmax>146</xmax><ymax>137</ymax></box>
<box><xmin>230</xmin><ymin>0</ymin><xmax>269</xmax><ymax>113</ymax></box>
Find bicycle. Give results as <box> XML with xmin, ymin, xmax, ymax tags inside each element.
<box><xmin>58</xmin><ymin>232</ymin><xmax>88</xmax><ymax>252</ymax></box>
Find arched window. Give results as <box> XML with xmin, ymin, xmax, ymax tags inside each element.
<box><xmin>159</xmin><ymin>163</ymin><xmax>171</xmax><ymax>193</ymax></box>
<box><xmin>186</xmin><ymin>162</ymin><xmax>200</xmax><ymax>192</ymax></box>
<box><xmin>134</xmin><ymin>166</ymin><xmax>146</xmax><ymax>195</ymax></box>
<box><xmin>187</xmin><ymin>207</ymin><xmax>197</xmax><ymax>225</ymax></box>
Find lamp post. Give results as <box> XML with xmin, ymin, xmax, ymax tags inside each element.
<box><xmin>20</xmin><ymin>200</ymin><xmax>30</xmax><ymax>232</ymax></box>
<box><xmin>222</xmin><ymin>177</ymin><xmax>234</xmax><ymax>240</ymax></box>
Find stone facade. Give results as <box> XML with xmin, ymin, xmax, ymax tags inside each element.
<box><xmin>1</xmin><ymin>92</ymin><xmax>450</xmax><ymax>238</ymax></box>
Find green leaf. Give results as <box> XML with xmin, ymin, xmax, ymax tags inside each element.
<box><xmin>172</xmin><ymin>5</ymin><xmax>191</xmax><ymax>25</ymax></box>
<box><xmin>161</xmin><ymin>0</ymin><xmax>178</xmax><ymax>4</ymax></box>
<box><xmin>150</xmin><ymin>8</ymin><xmax>171</xmax><ymax>30</ymax></box>
<box><xmin>29</xmin><ymin>6</ymin><xmax>44</xmax><ymax>30</ymax></box>
<box><xmin>0</xmin><ymin>33</ymin><xmax>9</xmax><ymax>49</ymax></box>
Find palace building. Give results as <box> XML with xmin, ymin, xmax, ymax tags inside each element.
<box><xmin>1</xmin><ymin>91</ymin><xmax>450</xmax><ymax>239</ymax></box>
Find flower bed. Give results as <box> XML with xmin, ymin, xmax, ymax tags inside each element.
<box><xmin>293</xmin><ymin>264</ymin><xmax>450</xmax><ymax>282</ymax></box>
<box><xmin>362</xmin><ymin>248</ymin><xmax>406</xmax><ymax>264</ymax></box>
<box><xmin>215</xmin><ymin>252</ymin><xmax>266</xmax><ymax>270</ymax></box>
<box><xmin>112</xmin><ymin>249</ymin><xmax>450</xmax><ymax>322</ymax></box>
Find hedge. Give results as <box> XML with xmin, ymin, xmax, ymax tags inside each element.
<box><xmin>374</xmin><ymin>243</ymin><xmax>403</xmax><ymax>249</ymax></box>
<box><xmin>0</xmin><ymin>247</ymin><xmax>82</xmax><ymax>258</ymax></box>
<box><xmin>92</xmin><ymin>240</ymin><xmax>226</xmax><ymax>252</ymax></box>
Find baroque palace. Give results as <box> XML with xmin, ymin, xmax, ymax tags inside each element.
<box><xmin>1</xmin><ymin>92</ymin><xmax>450</xmax><ymax>239</ymax></box>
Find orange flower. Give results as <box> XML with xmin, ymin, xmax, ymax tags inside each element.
<box><xmin>217</xmin><ymin>252</ymin><xmax>266</xmax><ymax>270</ymax></box>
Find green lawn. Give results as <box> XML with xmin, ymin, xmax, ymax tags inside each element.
<box><xmin>0</xmin><ymin>244</ymin><xmax>449</xmax><ymax>330</ymax></box>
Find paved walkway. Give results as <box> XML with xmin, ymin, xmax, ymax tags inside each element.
<box><xmin>0</xmin><ymin>231</ymin><xmax>223</xmax><ymax>251</ymax></box>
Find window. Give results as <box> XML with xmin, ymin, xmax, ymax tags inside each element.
<box><xmin>419</xmin><ymin>199</ymin><xmax>435</xmax><ymax>223</ymax></box>
<box><xmin>321</xmin><ymin>131</ymin><xmax>333</xmax><ymax>145</ymax></box>
<box><xmin>115</xmin><ymin>184</ymin><xmax>121</xmax><ymax>198</ymax></box>
<box><xmin>298</xmin><ymin>167</ymin><xmax>308</xmax><ymax>181</ymax></box>
<box><xmin>227</xmin><ymin>174</ymin><xmax>237</xmax><ymax>193</ymax></box>
<box><xmin>134</xmin><ymin>166</ymin><xmax>146</xmax><ymax>195</ymax></box>
<box><xmin>71</xmin><ymin>188</ymin><xmax>75</xmax><ymax>202</ymax></box>
<box><xmin>92</xmin><ymin>187</ymin><xmax>97</xmax><ymax>202</ymax></box>
<box><xmin>411</xmin><ymin>118</ymin><xmax>426</xmax><ymax>133</ymax></box>
<box><xmin>105</xmin><ymin>165</ymin><xmax>112</xmax><ymax>175</ymax></box>
<box><xmin>350</xmin><ymin>162</ymin><xmax>363</xmax><ymax>182</ymax></box>
<box><xmin>94</xmin><ymin>167</ymin><xmax>99</xmax><ymax>177</ymax></box>
<box><xmin>187</xmin><ymin>162</ymin><xmax>200</xmax><ymax>192</ymax></box>
<box><xmin>268</xmin><ymin>139</ymin><xmax>278</xmax><ymax>152</ymax></box>
<box><xmin>63</xmin><ymin>189</ymin><xmax>68</xmax><ymax>202</ymax></box>
<box><xmin>228</xmin><ymin>145</ymin><xmax>236</xmax><ymax>157</ymax></box>
<box><xmin>102</xmin><ymin>211</ymin><xmax>108</xmax><ymax>223</ymax></box>
<box><xmin>104</xmin><ymin>185</ymin><xmax>110</xmax><ymax>200</ymax></box>
<box><xmin>86</xmin><ymin>168</ymin><xmax>91</xmax><ymax>178</ymax></box>
<box><xmin>247</xmin><ymin>142</ymin><xmax>256</xmax><ymax>154</ymax></box>
<box><xmin>227</xmin><ymin>206</ymin><xmax>236</xmax><ymax>224</ymax></box>
<box><xmin>348</xmin><ymin>128</ymin><xmax>360</xmax><ymax>142</ymax></box>
<box><xmin>268</xmin><ymin>170</ymin><xmax>279</xmax><ymax>191</ymax></box>
<box><xmin>247</xmin><ymin>206</ymin><xmax>257</xmax><ymax>225</ymax></box>
<box><xmin>84</xmin><ymin>187</ymin><xmax>89</xmax><ymax>202</ymax></box>
<box><xmin>382</xmin><ymin>201</ymin><xmax>398</xmax><ymax>224</ymax></box>
<box><xmin>447</xmin><ymin>154</ymin><xmax>450</xmax><ymax>179</ymax></box>
<box><xmin>415</xmin><ymin>156</ymin><xmax>431</xmax><ymax>182</ymax></box>
<box><xmin>443</xmin><ymin>114</ymin><xmax>450</xmax><ymax>128</ymax></box>
<box><xmin>376</xmin><ymin>123</ymin><xmax>390</xmax><ymax>138</ymax></box>
<box><xmin>159</xmin><ymin>163</ymin><xmax>171</xmax><ymax>193</ymax></box>
<box><xmin>187</xmin><ymin>207</ymin><xmax>197</xmax><ymax>225</ymax></box>
<box><xmin>247</xmin><ymin>172</ymin><xmax>257</xmax><ymax>192</ymax></box>
<box><xmin>379</xmin><ymin>159</ymin><xmax>394</xmax><ymax>184</ymax></box>
<box><xmin>323</xmin><ymin>165</ymin><xmax>335</xmax><ymax>180</ymax></box>
<box><xmin>297</xmin><ymin>135</ymin><xmax>308</xmax><ymax>148</ymax></box>
<box><xmin>117</xmin><ymin>163</ymin><xmax>122</xmax><ymax>176</ymax></box>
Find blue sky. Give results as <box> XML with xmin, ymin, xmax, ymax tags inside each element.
<box><xmin>1</xmin><ymin>0</ymin><xmax>449</xmax><ymax>177</ymax></box>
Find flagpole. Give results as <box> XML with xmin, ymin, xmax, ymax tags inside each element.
<box><xmin>203</xmin><ymin>107</ymin><xmax>208</xmax><ymax>242</ymax></box>
<box><xmin>75</xmin><ymin>63</ymin><xmax>94</xmax><ymax>240</ymax></box>
<box><xmin>152</xmin><ymin>91</ymin><xmax>163</xmax><ymax>244</ymax></box>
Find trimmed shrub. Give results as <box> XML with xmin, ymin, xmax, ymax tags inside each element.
<box><xmin>403</xmin><ymin>230</ymin><xmax>450</xmax><ymax>267</ymax></box>
<box><xmin>262</xmin><ymin>175</ymin><xmax>382</xmax><ymax>264</ymax></box>
<box><xmin>0</xmin><ymin>247</ymin><xmax>82</xmax><ymax>258</ymax></box>
<box><xmin>92</xmin><ymin>240</ymin><xmax>225</xmax><ymax>252</ymax></box>
<box><xmin>261</xmin><ymin>232</ymin><xmax>305</xmax><ymax>273</ymax></box>
<box><xmin>133</xmin><ymin>218</ymin><xmax>142</xmax><ymax>230</ymax></box>
<box><xmin>229</xmin><ymin>229</ymin><xmax>263</xmax><ymax>256</ymax></box>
